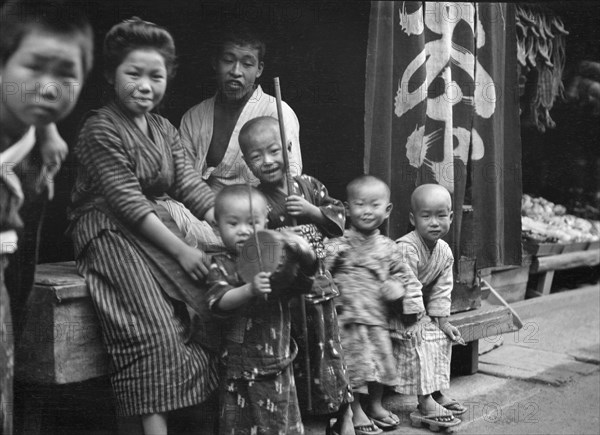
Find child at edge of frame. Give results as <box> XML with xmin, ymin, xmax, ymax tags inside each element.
<box><xmin>0</xmin><ymin>1</ymin><xmax>94</xmax><ymax>434</ymax></box>
<box><xmin>238</xmin><ymin>115</ymin><xmax>355</xmax><ymax>435</ymax></box>
<box><xmin>206</xmin><ymin>184</ymin><xmax>319</xmax><ymax>434</ymax></box>
<box><xmin>391</xmin><ymin>183</ymin><xmax>466</xmax><ymax>432</ymax></box>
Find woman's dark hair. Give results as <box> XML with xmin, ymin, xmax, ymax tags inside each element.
<box><xmin>0</xmin><ymin>0</ymin><xmax>94</xmax><ymax>76</ymax></box>
<box><xmin>103</xmin><ymin>17</ymin><xmax>177</xmax><ymax>81</ymax></box>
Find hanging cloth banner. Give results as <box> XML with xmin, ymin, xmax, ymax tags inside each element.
<box><xmin>365</xmin><ymin>2</ymin><xmax>522</xmax><ymax>271</ymax></box>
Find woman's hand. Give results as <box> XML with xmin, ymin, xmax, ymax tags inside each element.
<box><xmin>176</xmin><ymin>245</ymin><xmax>210</xmax><ymax>281</ymax></box>
<box><xmin>286</xmin><ymin>195</ymin><xmax>319</xmax><ymax>219</ymax></box>
<box><xmin>251</xmin><ymin>271</ymin><xmax>272</xmax><ymax>297</ymax></box>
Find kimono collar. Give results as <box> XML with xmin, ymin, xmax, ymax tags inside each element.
<box><xmin>415</xmin><ymin>230</ymin><xmax>438</xmax><ymax>254</ymax></box>
<box><xmin>346</xmin><ymin>227</ymin><xmax>380</xmax><ymax>242</ymax></box>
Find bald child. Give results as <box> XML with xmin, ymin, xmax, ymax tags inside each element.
<box><xmin>391</xmin><ymin>184</ymin><xmax>465</xmax><ymax>429</ymax></box>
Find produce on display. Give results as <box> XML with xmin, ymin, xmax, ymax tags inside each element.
<box><xmin>521</xmin><ymin>194</ymin><xmax>600</xmax><ymax>244</ymax></box>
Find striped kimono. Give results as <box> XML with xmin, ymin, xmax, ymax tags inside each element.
<box><xmin>69</xmin><ymin>101</ymin><xmax>219</xmax><ymax>416</ymax></box>
<box><xmin>391</xmin><ymin>230</ymin><xmax>454</xmax><ymax>395</ymax></box>
<box><xmin>179</xmin><ymin>85</ymin><xmax>302</xmax><ymax>192</ymax></box>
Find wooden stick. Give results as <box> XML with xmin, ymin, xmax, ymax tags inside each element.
<box><xmin>273</xmin><ymin>77</ymin><xmax>295</xmax><ymax>201</ymax></box>
<box><xmin>247</xmin><ymin>183</ymin><xmax>267</xmax><ymax>301</ymax></box>
<box><xmin>273</xmin><ymin>77</ymin><xmax>312</xmax><ymax>412</ymax></box>
<box><xmin>247</xmin><ymin>183</ymin><xmax>264</xmax><ymax>271</ymax></box>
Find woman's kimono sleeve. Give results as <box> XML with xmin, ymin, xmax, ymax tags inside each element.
<box><xmin>75</xmin><ymin>116</ymin><xmax>154</xmax><ymax>226</ymax></box>
<box><xmin>166</xmin><ymin>126</ymin><xmax>214</xmax><ymax>219</ymax></box>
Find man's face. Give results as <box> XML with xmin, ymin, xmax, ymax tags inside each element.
<box><xmin>214</xmin><ymin>43</ymin><xmax>263</xmax><ymax>101</ymax></box>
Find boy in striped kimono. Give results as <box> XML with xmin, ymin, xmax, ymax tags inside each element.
<box><xmin>392</xmin><ymin>184</ymin><xmax>466</xmax><ymax>431</ymax></box>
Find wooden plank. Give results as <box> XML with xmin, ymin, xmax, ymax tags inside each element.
<box><xmin>449</xmin><ymin>305</ymin><xmax>518</xmax><ymax>343</ymax></box>
<box><xmin>35</xmin><ymin>262</ymin><xmax>89</xmax><ymax>301</ymax></box>
<box><xmin>531</xmin><ymin>249</ymin><xmax>600</xmax><ymax>273</ymax></box>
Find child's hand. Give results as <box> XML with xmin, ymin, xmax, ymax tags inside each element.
<box><xmin>251</xmin><ymin>271</ymin><xmax>272</xmax><ymax>296</ymax></box>
<box><xmin>38</xmin><ymin>124</ymin><xmax>68</xmax><ymax>200</ymax></box>
<box><xmin>286</xmin><ymin>195</ymin><xmax>318</xmax><ymax>219</ymax></box>
<box><xmin>281</xmin><ymin>231</ymin><xmax>317</xmax><ymax>273</ymax></box>
<box><xmin>437</xmin><ymin>317</ymin><xmax>463</xmax><ymax>342</ymax></box>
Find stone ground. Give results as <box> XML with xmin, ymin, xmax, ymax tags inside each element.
<box><xmin>305</xmin><ymin>284</ymin><xmax>600</xmax><ymax>435</ymax></box>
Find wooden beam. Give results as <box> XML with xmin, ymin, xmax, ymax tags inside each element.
<box><xmin>450</xmin><ymin>305</ymin><xmax>519</xmax><ymax>343</ymax></box>
<box><xmin>531</xmin><ymin>249</ymin><xmax>600</xmax><ymax>273</ymax></box>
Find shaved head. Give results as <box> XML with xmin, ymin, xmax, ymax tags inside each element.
<box><xmin>239</xmin><ymin>116</ymin><xmax>280</xmax><ymax>155</ymax></box>
<box><xmin>411</xmin><ymin>184</ymin><xmax>452</xmax><ymax>213</ymax></box>
<box><xmin>346</xmin><ymin>175</ymin><xmax>390</xmax><ymax>202</ymax></box>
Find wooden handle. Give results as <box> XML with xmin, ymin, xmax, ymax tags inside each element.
<box><xmin>273</xmin><ymin>78</ymin><xmax>296</xmax><ymax>205</ymax></box>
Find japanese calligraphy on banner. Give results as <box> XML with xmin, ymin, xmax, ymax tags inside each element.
<box><xmin>365</xmin><ymin>2</ymin><xmax>522</xmax><ymax>271</ymax></box>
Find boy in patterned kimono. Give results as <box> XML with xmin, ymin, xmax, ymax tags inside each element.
<box><xmin>238</xmin><ymin>116</ymin><xmax>353</xmax><ymax>435</ymax></box>
<box><xmin>207</xmin><ymin>185</ymin><xmax>317</xmax><ymax>434</ymax></box>
<box><xmin>325</xmin><ymin>175</ymin><xmax>407</xmax><ymax>434</ymax></box>
<box><xmin>392</xmin><ymin>184</ymin><xmax>466</xmax><ymax>430</ymax></box>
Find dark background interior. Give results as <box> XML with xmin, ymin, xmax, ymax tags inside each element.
<box><xmin>40</xmin><ymin>0</ymin><xmax>371</xmax><ymax>263</ymax></box>
<box><xmin>520</xmin><ymin>2</ymin><xmax>600</xmax><ymax>210</ymax></box>
<box><xmin>30</xmin><ymin>1</ymin><xmax>599</xmax><ymax>264</ymax></box>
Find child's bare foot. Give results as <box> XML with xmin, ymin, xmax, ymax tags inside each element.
<box><xmin>417</xmin><ymin>394</ymin><xmax>454</xmax><ymax>422</ymax></box>
<box><xmin>432</xmin><ymin>390</ymin><xmax>467</xmax><ymax>415</ymax></box>
<box><xmin>365</xmin><ymin>404</ymin><xmax>400</xmax><ymax>428</ymax></box>
<box><xmin>350</xmin><ymin>401</ymin><xmax>381</xmax><ymax>434</ymax></box>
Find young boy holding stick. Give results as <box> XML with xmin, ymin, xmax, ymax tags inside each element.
<box><xmin>206</xmin><ymin>184</ymin><xmax>317</xmax><ymax>434</ymax></box>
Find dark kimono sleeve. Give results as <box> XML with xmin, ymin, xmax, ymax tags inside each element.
<box><xmin>205</xmin><ymin>260</ymin><xmax>238</xmax><ymax>318</ymax></box>
<box><xmin>75</xmin><ymin>115</ymin><xmax>154</xmax><ymax>226</ymax></box>
<box><xmin>299</xmin><ymin>175</ymin><xmax>345</xmax><ymax>237</ymax></box>
<box><xmin>165</xmin><ymin>123</ymin><xmax>214</xmax><ymax>219</ymax></box>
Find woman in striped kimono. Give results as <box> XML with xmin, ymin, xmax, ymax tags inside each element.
<box><xmin>69</xmin><ymin>18</ymin><xmax>218</xmax><ymax>434</ymax></box>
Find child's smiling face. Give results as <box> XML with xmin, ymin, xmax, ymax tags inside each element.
<box><xmin>346</xmin><ymin>181</ymin><xmax>392</xmax><ymax>234</ymax></box>
<box><xmin>242</xmin><ymin>124</ymin><xmax>285</xmax><ymax>186</ymax></box>
<box><xmin>111</xmin><ymin>48</ymin><xmax>167</xmax><ymax>119</ymax></box>
<box><xmin>0</xmin><ymin>29</ymin><xmax>85</xmax><ymax>131</ymax></box>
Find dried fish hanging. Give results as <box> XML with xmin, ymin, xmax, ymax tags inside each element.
<box><xmin>516</xmin><ymin>4</ymin><xmax>569</xmax><ymax>132</ymax></box>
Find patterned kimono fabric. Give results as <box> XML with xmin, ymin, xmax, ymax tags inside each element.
<box><xmin>206</xmin><ymin>252</ymin><xmax>306</xmax><ymax>435</ymax></box>
<box><xmin>258</xmin><ymin>175</ymin><xmax>352</xmax><ymax>415</ymax></box>
<box><xmin>69</xmin><ymin>101</ymin><xmax>218</xmax><ymax>416</ymax></box>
